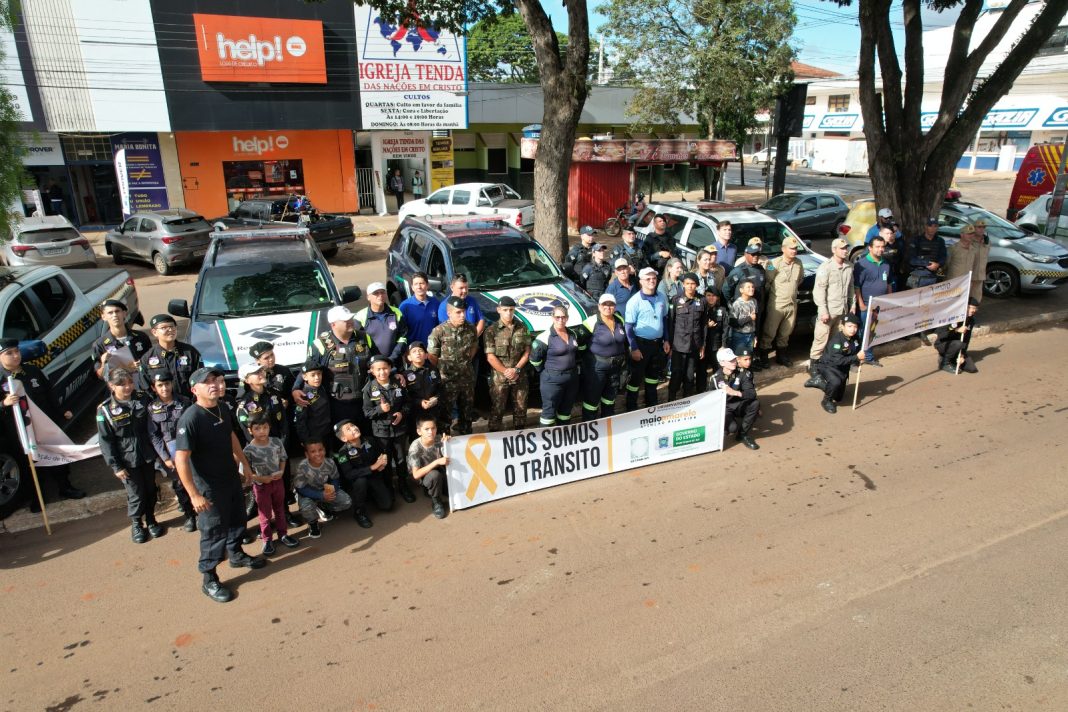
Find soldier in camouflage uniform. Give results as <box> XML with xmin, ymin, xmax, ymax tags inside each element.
<box><xmin>483</xmin><ymin>296</ymin><xmax>531</xmax><ymax>431</ymax></box>
<box><xmin>427</xmin><ymin>296</ymin><xmax>479</xmax><ymax>435</ymax></box>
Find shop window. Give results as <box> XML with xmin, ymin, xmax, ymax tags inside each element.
<box><xmin>223</xmin><ymin>159</ymin><xmax>305</xmax><ymax>204</ymax></box>
<box><xmin>61</xmin><ymin>135</ymin><xmax>114</xmax><ymax>162</ymax></box>
<box><xmin>828</xmin><ymin>94</ymin><xmax>851</xmax><ymax>112</ymax></box>
<box><xmin>1038</xmin><ymin>26</ymin><xmax>1068</xmax><ymax>56</ymax></box>
<box><xmin>487</xmin><ymin>148</ymin><xmax>507</xmax><ymax>174</ymax></box>
<box><xmin>805</xmin><ymin>95</ymin><xmax>816</xmax><ymax>106</ymax></box>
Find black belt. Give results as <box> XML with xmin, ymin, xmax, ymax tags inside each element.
<box><xmin>635</xmin><ymin>336</ymin><xmax>663</xmax><ymax>345</ymax></box>
<box><xmin>590</xmin><ymin>353</ymin><xmax>625</xmax><ymax>365</ymax></box>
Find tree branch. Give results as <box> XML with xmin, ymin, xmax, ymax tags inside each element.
<box><xmin>900</xmin><ymin>0</ymin><xmax>924</xmax><ymax>139</ymax></box>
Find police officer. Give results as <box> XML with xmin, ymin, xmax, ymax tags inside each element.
<box><xmin>579</xmin><ymin>293</ymin><xmax>627</xmax><ymax>420</ymax></box>
<box><xmin>906</xmin><ymin>218</ymin><xmax>947</xmax><ymax>288</ymax></box>
<box><xmin>92</xmin><ymin>298</ymin><xmax>152</xmax><ymax>381</ymax></box>
<box><xmin>138</xmin><ymin>314</ymin><xmax>202</xmax><ymax>397</ymax></box>
<box><xmin>708</xmin><ymin>347</ymin><xmax>760</xmax><ymax>450</ymax></box>
<box><xmin>624</xmin><ymin>267</ymin><xmax>670</xmax><ymax>411</ymax></box>
<box><xmin>249</xmin><ymin>341</ymin><xmax>295</xmax><ymax>403</ymax></box>
<box><xmin>354</xmin><ymin>282</ymin><xmax>408</xmax><ymax>367</ymax></box>
<box><xmin>483</xmin><ymin>297</ymin><xmax>531</xmax><ymax>432</ymax></box>
<box><xmin>303</xmin><ymin>305</ymin><xmax>377</xmax><ymax>428</ymax></box>
<box><xmin>427</xmin><ymin>296</ymin><xmax>479</xmax><ymax>434</ymax></box>
<box><xmin>1</xmin><ymin>338</ymin><xmax>84</xmax><ymax>509</ymax></box>
<box><xmin>562</xmin><ymin>225</ymin><xmax>596</xmax><ymax>281</ymax></box>
<box><xmin>531</xmin><ymin>306</ymin><xmax>583</xmax><ymax>427</ymax></box>
<box><xmin>608</xmin><ymin>227</ymin><xmax>648</xmax><ymax>273</ymax></box>
<box><xmin>97</xmin><ymin>367</ymin><xmax>163</xmax><ymax>543</ymax></box>
<box><xmin>760</xmin><ymin>236</ymin><xmax>805</xmax><ymax>368</ymax></box>
<box><xmin>809</xmin><ymin>312</ymin><xmax>867</xmax><ymax>414</ymax></box>
<box><xmin>580</xmin><ymin>243</ymin><xmax>613</xmax><ymax>298</ymax></box>
<box><xmin>723</xmin><ymin>240</ymin><xmax>768</xmax><ymax>304</ymax></box>
<box><xmin>175</xmin><ymin>367</ymin><xmax>265</xmax><ymax>604</ymax></box>
<box><xmin>667</xmin><ymin>273</ymin><xmax>707</xmax><ymax>401</ymax></box>
<box><xmin>643</xmin><ymin>214</ymin><xmax>679</xmax><ymax>273</ymax></box>
<box><xmin>146</xmin><ymin>371</ymin><xmax>197</xmax><ymax>532</ymax></box>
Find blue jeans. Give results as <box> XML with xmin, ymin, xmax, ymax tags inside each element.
<box><xmin>729</xmin><ymin>331</ymin><xmax>754</xmax><ymax>354</ymax></box>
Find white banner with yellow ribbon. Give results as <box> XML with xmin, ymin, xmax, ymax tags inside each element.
<box><xmin>445</xmin><ymin>390</ymin><xmax>726</xmax><ymax>510</ymax></box>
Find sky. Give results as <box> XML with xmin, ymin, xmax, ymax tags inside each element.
<box><xmin>546</xmin><ymin>0</ymin><xmax>962</xmax><ymax>77</ymax></box>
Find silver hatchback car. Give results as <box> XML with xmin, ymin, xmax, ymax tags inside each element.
<box><xmin>2</xmin><ymin>215</ymin><xmax>97</xmax><ymax>268</ymax></box>
<box><xmin>105</xmin><ymin>209</ymin><xmax>213</xmax><ymax>275</ymax></box>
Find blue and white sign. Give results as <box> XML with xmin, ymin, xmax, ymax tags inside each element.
<box><xmin>1043</xmin><ymin>107</ymin><xmax>1068</xmax><ymax>128</ymax></box>
<box><xmin>802</xmin><ymin>114</ymin><xmax>815</xmax><ymax>129</ymax></box>
<box><xmin>981</xmin><ymin>108</ymin><xmax>1038</xmax><ymax>129</ymax></box>
<box><xmin>818</xmin><ymin>113</ymin><xmax>859</xmax><ymax>130</ymax></box>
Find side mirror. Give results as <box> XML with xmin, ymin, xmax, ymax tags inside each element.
<box><xmin>168</xmin><ymin>299</ymin><xmax>189</xmax><ymax>318</ymax></box>
<box><xmin>427</xmin><ymin>277</ymin><xmax>444</xmax><ymax>293</ymax></box>
<box><xmin>117</xmin><ymin>225</ymin><xmax>125</xmax><ymax>234</ymax></box>
<box><xmin>340</xmin><ymin>286</ymin><xmax>362</xmax><ymax>303</ymax></box>
<box><xmin>18</xmin><ymin>339</ymin><xmax>46</xmax><ymax>361</ymax></box>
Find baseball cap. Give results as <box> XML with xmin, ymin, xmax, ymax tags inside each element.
<box><xmin>579</xmin><ymin>225</ymin><xmax>595</xmax><ymax>236</ymax></box>
<box><xmin>327</xmin><ymin>305</ymin><xmax>354</xmax><ymax>323</ymax></box>
<box><xmin>592</xmin><ymin>243</ymin><xmax>607</xmax><ymax>252</ymax></box>
<box><xmin>238</xmin><ymin>362</ymin><xmax>263</xmax><ymax>381</ymax></box>
<box><xmin>150</xmin><ymin>314</ymin><xmax>176</xmax><ymax>328</ymax></box>
<box><xmin>926</xmin><ymin>217</ymin><xmax>939</xmax><ymax>226</ymax></box>
<box><xmin>968</xmin><ymin>297</ymin><xmax>980</xmax><ymax>307</ymax></box>
<box><xmin>716</xmin><ymin>347</ymin><xmax>737</xmax><ymax>363</ymax></box>
<box><xmin>701</xmin><ymin>244</ymin><xmax>718</xmax><ymax>254</ymax></box>
<box><xmin>150</xmin><ymin>371</ymin><xmax>173</xmax><ymax>383</ymax></box>
<box><xmin>781</xmin><ymin>236</ymin><xmax>800</xmax><ymax>249</ymax></box>
<box><xmin>598</xmin><ymin>293</ymin><xmax>616</xmax><ymax>305</ymax></box>
<box><xmin>831</xmin><ymin>237</ymin><xmax>849</xmax><ymax>249</ymax></box>
<box><xmin>974</xmin><ymin>218</ymin><xmax>987</xmax><ymax>227</ymax></box>
<box><xmin>447</xmin><ymin>296</ymin><xmax>466</xmax><ymax>310</ymax></box>
<box><xmin>497</xmin><ymin>296</ymin><xmax>517</xmax><ymax>308</ymax></box>
<box><xmin>735</xmin><ymin>347</ymin><xmax>753</xmax><ymax>358</ymax></box>
<box><xmin>0</xmin><ymin>337</ymin><xmax>18</xmax><ymax>353</ymax></box>
<box><xmin>249</xmin><ymin>341</ymin><xmax>274</xmax><ymax>359</ymax></box>
<box><xmin>188</xmin><ymin>366</ymin><xmax>223</xmax><ymax>387</ymax></box>
<box><xmin>877</xmin><ymin>208</ymin><xmax>893</xmax><ymax>218</ymax></box>
<box><xmin>842</xmin><ymin>313</ymin><xmax>862</xmax><ymax>327</ymax></box>
<box><xmin>704</xmin><ymin>285</ymin><xmax>721</xmax><ymax>297</ymax></box>
<box><xmin>369</xmin><ymin>354</ymin><xmax>391</xmax><ymax>366</ymax></box>
<box><xmin>366</xmin><ymin>281</ymin><xmax>387</xmax><ymax>294</ymax></box>
<box><xmin>638</xmin><ymin>267</ymin><xmax>657</xmax><ymax>279</ymax></box>
<box><xmin>744</xmin><ymin>243</ymin><xmax>761</xmax><ymax>254</ymax></box>
<box><xmin>407</xmin><ymin>340</ymin><xmax>426</xmax><ymax>351</ymax></box>
<box><xmin>614</xmin><ymin>258</ymin><xmax>630</xmax><ymax>268</ymax></box>
<box><xmin>301</xmin><ymin>360</ymin><xmax>324</xmax><ymax>374</ymax></box>
<box><xmin>961</xmin><ymin>224</ymin><xmax>976</xmax><ymax>235</ymax></box>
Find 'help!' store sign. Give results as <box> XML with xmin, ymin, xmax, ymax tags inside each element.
<box><xmin>193</xmin><ymin>13</ymin><xmax>326</xmax><ymax>84</ymax></box>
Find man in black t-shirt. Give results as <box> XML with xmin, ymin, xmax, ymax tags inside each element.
<box><xmin>175</xmin><ymin>367</ymin><xmax>265</xmax><ymax>603</ymax></box>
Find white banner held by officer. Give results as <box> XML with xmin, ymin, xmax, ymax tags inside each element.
<box><xmin>445</xmin><ymin>390</ymin><xmax>726</xmax><ymax>510</ymax></box>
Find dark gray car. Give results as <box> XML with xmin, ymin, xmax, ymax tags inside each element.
<box><xmin>105</xmin><ymin>209</ymin><xmax>213</xmax><ymax>275</ymax></box>
<box><xmin>759</xmin><ymin>191</ymin><xmax>849</xmax><ymax>239</ymax></box>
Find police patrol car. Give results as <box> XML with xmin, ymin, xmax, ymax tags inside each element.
<box><xmin>385</xmin><ymin>216</ymin><xmax>597</xmax><ymax>332</ymax></box>
<box><xmin>167</xmin><ymin>227</ymin><xmax>361</xmax><ymax>386</ymax></box>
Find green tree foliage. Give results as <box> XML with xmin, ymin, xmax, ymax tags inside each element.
<box><xmin>467</xmin><ymin>14</ymin><xmax>568</xmax><ymax>83</ymax></box>
<box><xmin>598</xmin><ymin>0</ymin><xmax>796</xmax><ymax>139</ymax></box>
<box><xmin>0</xmin><ymin>2</ymin><xmax>27</xmax><ymax>241</ymax></box>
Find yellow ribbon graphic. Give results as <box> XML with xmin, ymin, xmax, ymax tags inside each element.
<box><xmin>464</xmin><ymin>434</ymin><xmax>498</xmax><ymax>501</ymax></box>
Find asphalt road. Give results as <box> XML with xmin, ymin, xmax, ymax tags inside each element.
<box><xmin>2</xmin><ymin>325</ymin><xmax>1067</xmax><ymax>711</ymax></box>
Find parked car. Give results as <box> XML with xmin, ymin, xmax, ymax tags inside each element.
<box><xmin>385</xmin><ymin>215</ymin><xmax>594</xmax><ymax>333</ymax></box>
<box><xmin>758</xmin><ymin>191</ymin><xmax>849</xmax><ymax>239</ymax></box>
<box><xmin>632</xmin><ymin>201</ymin><xmax>827</xmax><ymax>305</ymax></box>
<box><xmin>839</xmin><ymin>198</ymin><xmax>1068</xmax><ymax>298</ymax></box>
<box><xmin>211</xmin><ymin>196</ymin><xmax>355</xmax><ymax>258</ymax></box>
<box><xmin>105</xmin><ymin>209</ymin><xmax>212</xmax><ymax>275</ymax></box>
<box><xmin>748</xmin><ymin>149</ymin><xmax>793</xmax><ymax>166</ymax></box>
<box><xmin>167</xmin><ymin>226</ymin><xmax>360</xmax><ymax>388</ymax></box>
<box><xmin>1012</xmin><ymin>191</ymin><xmax>1068</xmax><ymax>244</ymax></box>
<box><xmin>397</xmin><ymin>183</ymin><xmax>535</xmax><ymax>231</ymax></box>
<box><xmin>3</xmin><ymin>215</ymin><xmax>96</xmax><ymax>268</ymax></box>
<box><xmin>0</xmin><ymin>264</ymin><xmax>140</xmax><ymax>518</ymax></box>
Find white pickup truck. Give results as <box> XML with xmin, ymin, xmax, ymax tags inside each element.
<box><xmin>398</xmin><ymin>183</ymin><xmax>535</xmax><ymax>231</ymax></box>
<box><xmin>0</xmin><ymin>265</ymin><xmax>140</xmax><ymax>517</ymax></box>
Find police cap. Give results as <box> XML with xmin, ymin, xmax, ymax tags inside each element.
<box><xmin>249</xmin><ymin>341</ymin><xmax>274</xmax><ymax>359</ymax></box>
<box><xmin>0</xmin><ymin>337</ymin><xmax>19</xmax><ymax>354</ymax></box>
<box><xmin>447</xmin><ymin>296</ymin><xmax>466</xmax><ymax>311</ymax></box>
<box><xmin>150</xmin><ymin>314</ymin><xmax>176</xmax><ymax>328</ymax></box>
<box><xmin>842</xmin><ymin>313</ymin><xmax>862</xmax><ymax>327</ymax></box>
<box><xmin>497</xmin><ymin>296</ymin><xmax>517</xmax><ymax>308</ymax></box>
<box><xmin>188</xmin><ymin>366</ymin><xmax>224</xmax><ymax>386</ymax></box>
<box><xmin>301</xmin><ymin>360</ymin><xmax>324</xmax><ymax>374</ymax></box>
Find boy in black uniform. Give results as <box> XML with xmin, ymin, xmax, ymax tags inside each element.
<box><xmin>936</xmin><ymin>298</ymin><xmax>979</xmax><ymax>374</ymax></box>
<box><xmin>666</xmin><ymin>273</ymin><xmax>707</xmax><ymax>400</ymax></box>
<box><xmin>333</xmin><ymin>419</ymin><xmax>393</xmax><ymax>528</ymax></box>
<box><xmin>138</xmin><ymin>314</ymin><xmax>202</xmax><ymax>398</ymax></box>
<box><xmin>400</xmin><ymin>341</ymin><xmax>442</xmax><ymax>433</ymax></box>
<box><xmin>708</xmin><ymin>347</ymin><xmax>760</xmax><ymax>450</ymax></box>
<box><xmin>809</xmin><ymin>312</ymin><xmax>867</xmax><ymax>414</ymax></box>
<box><xmin>698</xmin><ymin>286</ymin><xmax>728</xmax><ymax>392</ymax></box>
<box><xmin>91</xmin><ymin>299</ymin><xmax>152</xmax><ymax>381</ymax></box>
<box><xmin>250</xmin><ymin>341</ymin><xmax>295</xmax><ymax>402</ymax></box>
<box><xmin>1</xmin><ymin>338</ymin><xmax>84</xmax><ymax>509</ymax></box>
<box><xmin>97</xmin><ymin>368</ymin><xmax>164</xmax><ymax>543</ymax></box>
<box><xmin>175</xmin><ymin>367</ymin><xmax>265</xmax><ymax>604</ymax></box>
<box><xmin>146</xmin><ymin>372</ymin><xmax>197</xmax><ymax>532</ymax></box>
<box><xmin>293</xmin><ymin>361</ymin><xmax>334</xmax><ymax>452</ymax></box>
<box><xmin>363</xmin><ymin>355</ymin><xmax>415</xmax><ymax>503</ymax></box>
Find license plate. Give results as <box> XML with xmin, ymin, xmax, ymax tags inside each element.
<box><xmin>41</xmin><ymin>247</ymin><xmax>66</xmax><ymax>255</ymax></box>
<box><xmin>192</xmin><ymin>250</ymin><xmax>206</xmax><ymax>257</ymax></box>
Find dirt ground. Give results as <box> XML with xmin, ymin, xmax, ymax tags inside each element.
<box><xmin>2</xmin><ymin>324</ymin><xmax>1067</xmax><ymax>711</ymax></box>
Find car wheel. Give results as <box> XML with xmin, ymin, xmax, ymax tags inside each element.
<box><xmin>984</xmin><ymin>263</ymin><xmax>1019</xmax><ymax>298</ymax></box>
<box><xmin>0</xmin><ymin>451</ymin><xmax>27</xmax><ymax>520</ymax></box>
<box><xmin>322</xmin><ymin>247</ymin><xmax>339</xmax><ymax>259</ymax></box>
<box><xmin>111</xmin><ymin>246</ymin><xmax>125</xmax><ymax>265</ymax></box>
<box><xmin>751</xmin><ymin>156</ymin><xmax>759</xmax><ymax>164</ymax></box>
<box><xmin>801</xmin><ymin>159</ymin><xmax>810</xmax><ymax>168</ymax></box>
<box><xmin>152</xmin><ymin>252</ymin><xmax>172</xmax><ymax>275</ymax></box>
<box><xmin>831</xmin><ymin>219</ymin><xmax>845</xmax><ymax>239</ymax></box>
<box><xmin>848</xmin><ymin>246</ymin><xmax>865</xmax><ymax>264</ymax></box>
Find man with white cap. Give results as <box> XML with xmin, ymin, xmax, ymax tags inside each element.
<box><xmin>808</xmin><ymin>237</ymin><xmax>855</xmax><ymax>374</ymax></box>
<box><xmin>605</xmin><ymin>257</ymin><xmax>639</xmax><ymax>316</ymax></box>
<box><xmin>707</xmin><ymin>347</ymin><xmax>760</xmax><ymax>450</ymax></box>
<box><xmin>302</xmin><ymin>305</ymin><xmax>378</xmax><ymax>429</ymax></box>
<box><xmin>354</xmin><ymin>282</ymin><xmax>408</xmax><ymax>366</ymax></box>
<box><xmin>623</xmin><ymin>266</ymin><xmax>670</xmax><ymax>411</ymax></box>
<box><xmin>865</xmin><ymin>207</ymin><xmax>896</xmax><ymax>245</ymax></box>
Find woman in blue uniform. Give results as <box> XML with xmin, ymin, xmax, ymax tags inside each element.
<box><xmin>579</xmin><ymin>294</ymin><xmax>627</xmax><ymax>420</ymax></box>
<box><xmin>530</xmin><ymin>306</ymin><xmax>582</xmax><ymax>427</ymax></box>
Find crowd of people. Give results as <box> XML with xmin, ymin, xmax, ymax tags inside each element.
<box><xmin>0</xmin><ymin>206</ymin><xmax>986</xmax><ymax>603</ymax></box>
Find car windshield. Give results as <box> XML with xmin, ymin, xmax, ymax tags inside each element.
<box><xmin>163</xmin><ymin>216</ymin><xmax>210</xmax><ymax>231</ymax></box>
<box><xmin>197</xmin><ymin>263</ymin><xmax>332</xmax><ymax>318</ymax></box>
<box><xmin>451</xmin><ymin>242</ymin><xmax>562</xmax><ymax>289</ymax></box>
<box><xmin>948</xmin><ymin>207</ymin><xmax>1028</xmax><ymax>240</ymax></box>
<box><xmin>729</xmin><ymin>221</ymin><xmax>801</xmax><ymax>255</ymax></box>
<box><xmin>760</xmin><ymin>194</ymin><xmax>799</xmax><ymax>211</ymax></box>
<box><xmin>16</xmin><ymin>227</ymin><xmax>80</xmax><ymax>244</ymax></box>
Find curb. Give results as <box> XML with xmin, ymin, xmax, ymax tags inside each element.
<box><xmin>3</xmin><ymin>308</ymin><xmax>1066</xmax><ymax>535</ymax></box>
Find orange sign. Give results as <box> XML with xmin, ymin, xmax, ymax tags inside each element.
<box><xmin>193</xmin><ymin>14</ymin><xmax>326</xmax><ymax>84</ymax></box>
